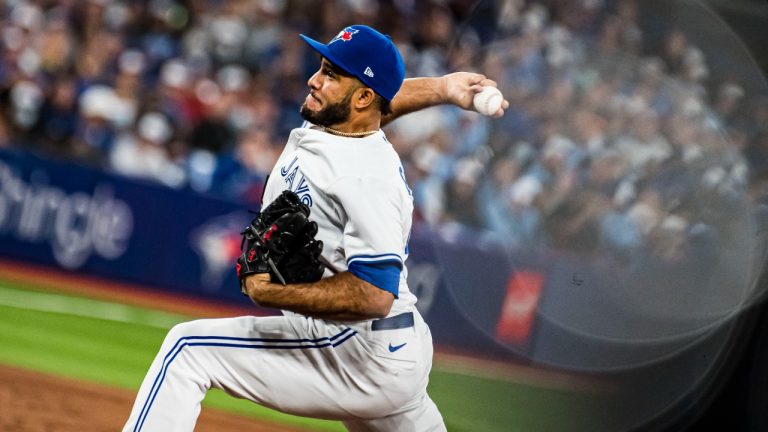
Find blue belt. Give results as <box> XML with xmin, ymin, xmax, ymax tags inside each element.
<box><xmin>371</xmin><ymin>312</ymin><xmax>414</xmax><ymax>331</ymax></box>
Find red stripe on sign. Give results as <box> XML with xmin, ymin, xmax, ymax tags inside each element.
<box><xmin>495</xmin><ymin>271</ymin><xmax>545</xmax><ymax>344</ymax></box>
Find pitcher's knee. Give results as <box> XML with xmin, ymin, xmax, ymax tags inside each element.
<box><xmin>164</xmin><ymin>320</ymin><xmax>205</xmax><ymax>344</ymax></box>
<box><xmin>165</xmin><ymin>321</ymin><xmax>187</xmax><ymax>339</ymax></box>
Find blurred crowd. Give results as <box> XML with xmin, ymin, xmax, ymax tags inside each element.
<box><xmin>390</xmin><ymin>0</ymin><xmax>768</xmax><ymax>269</ymax></box>
<box><xmin>1</xmin><ymin>0</ymin><xmax>767</xmax><ymax>266</ymax></box>
<box><xmin>0</xmin><ymin>0</ymin><xmax>490</xmax><ymax>201</ymax></box>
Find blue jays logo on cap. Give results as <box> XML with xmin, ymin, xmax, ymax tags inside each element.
<box><xmin>299</xmin><ymin>25</ymin><xmax>405</xmax><ymax>101</ymax></box>
<box><xmin>330</xmin><ymin>27</ymin><xmax>359</xmax><ymax>44</ymax></box>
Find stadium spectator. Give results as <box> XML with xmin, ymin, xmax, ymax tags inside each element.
<box><xmin>613</xmin><ymin>109</ymin><xmax>672</xmax><ymax>174</ymax></box>
<box><xmin>110</xmin><ymin>110</ymin><xmax>185</xmax><ymax>187</ymax></box>
<box><xmin>0</xmin><ymin>0</ymin><xmax>764</xmax><ymax>269</ymax></box>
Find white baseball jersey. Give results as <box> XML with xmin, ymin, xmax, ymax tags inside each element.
<box><xmin>264</xmin><ymin>123</ymin><xmax>417</xmax><ymax>317</ymax></box>
<box><xmin>123</xmin><ymin>124</ymin><xmax>446</xmax><ymax>432</ymax></box>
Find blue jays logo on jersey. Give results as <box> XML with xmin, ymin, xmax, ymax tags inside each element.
<box><xmin>280</xmin><ymin>155</ymin><xmax>313</xmax><ymax>207</ymax></box>
<box><xmin>330</xmin><ymin>27</ymin><xmax>359</xmax><ymax>44</ymax></box>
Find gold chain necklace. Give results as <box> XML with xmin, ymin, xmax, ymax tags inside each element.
<box><xmin>323</xmin><ymin>126</ymin><xmax>379</xmax><ymax>137</ymax></box>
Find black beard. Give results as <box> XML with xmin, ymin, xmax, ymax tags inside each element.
<box><xmin>299</xmin><ymin>89</ymin><xmax>354</xmax><ymax>127</ymax></box>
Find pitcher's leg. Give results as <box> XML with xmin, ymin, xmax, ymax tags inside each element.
<box><xmin>122</xmin><ymin>318</ymin><xmax>218</xmax><ymax>432</ymax></box>
<box><xmin>123</xmin><ymin>315</ymin><xmax>355</xmax><ymax>432</ymax></box>
<box><xmin>343</xmin><ymin>313</ymin><xmax>446</xmax><ymax>432</ymax></box>
<box><xmin>342</xmin><ymin>393</ymin><xmax>446</xmax><ymax>432</ymax></box>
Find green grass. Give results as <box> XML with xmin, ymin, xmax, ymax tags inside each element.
<box><xmin>428</xmin><ymin>369</ymin><xmax>605</xmax><ymax>432</ymax></box>
<box><xmin>0</xmin><ymin>278</ymin><xmax>607</xmax><ymax>432</ymax></box>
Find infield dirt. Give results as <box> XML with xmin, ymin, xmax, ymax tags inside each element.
<box><xmin>0</xmin><ymin>364</ymin><xmax>305</xmax><ymax>432</ymax></box>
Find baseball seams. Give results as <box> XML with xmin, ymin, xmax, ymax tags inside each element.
<box><xmin>473</xmin><ymin>86</ymin><xmax>503</xmax><ymax>116</ymax></box>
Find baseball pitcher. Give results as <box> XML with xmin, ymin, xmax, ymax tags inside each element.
<box><xmin>123</xmin><ymin>24</ymin><xmax>507</xmax><ymax>432</ymax></box>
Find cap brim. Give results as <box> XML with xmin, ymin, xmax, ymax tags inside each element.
<box><xmin>299</xmin><ymin>34</ymin><xmax>354</xmax><ymax>77</ymax></box>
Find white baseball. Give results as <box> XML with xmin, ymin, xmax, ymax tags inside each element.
<box><xmin>473</xmin><ymin>86</ymin><xmax>503</xmax><ymax>116</ymax></box>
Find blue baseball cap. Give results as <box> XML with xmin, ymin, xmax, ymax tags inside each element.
<box><xmin>300</xmin><ymin>25</ymin><xmax>405</xmax><ymax>101</ymax></box>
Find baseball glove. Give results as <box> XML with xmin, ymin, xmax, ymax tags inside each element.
<box><xmin>236</xmin><ymin>190</ymin><xmax>325</xmax><ymax>294</ymax></box>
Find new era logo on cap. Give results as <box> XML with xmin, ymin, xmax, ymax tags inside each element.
<box><xmin>364</xmin><ymin>67</ymin><xmax>374</xmax><ymax>77</ymax></box>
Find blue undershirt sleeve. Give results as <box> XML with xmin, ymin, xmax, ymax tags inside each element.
<box><xmin>347</xmin><ymin>259</ymin><xmax>401</xmax><ymax>298</ymax></box>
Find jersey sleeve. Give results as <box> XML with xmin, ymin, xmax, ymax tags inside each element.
<box><xmin>330</xmin><ymin>176</ymin><xmax>406</xmax><ymax>297</ymax></box>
